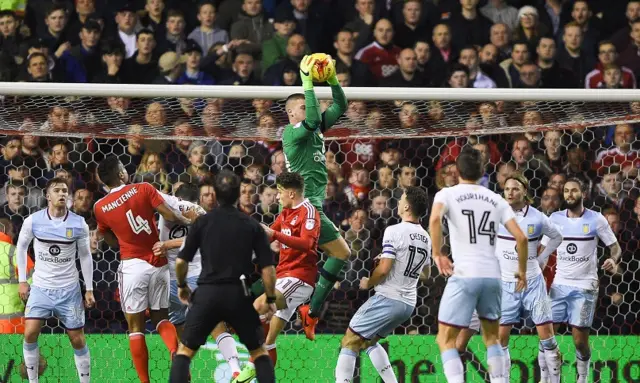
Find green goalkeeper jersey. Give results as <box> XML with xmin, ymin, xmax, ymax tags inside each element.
<box><xmin>282</xmin><ymin>84</ymin><xmax>347</xmax><ymax>207</ymax></box>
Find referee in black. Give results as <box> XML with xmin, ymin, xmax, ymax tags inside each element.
<box><xmin>169</xmin><ymin>170</ymin><xmax>277</xmax><ymax>383</ymax></box>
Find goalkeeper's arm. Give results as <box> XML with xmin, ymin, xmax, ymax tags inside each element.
<box><xmin>321</xmin><ymin>75</ymin><xmax>347</xmax><ymax>133</ymax></box>
<box><xmin>300</xmin><ymin>55</ymin><xmax>322</xmax><ymax>129</ymax></box>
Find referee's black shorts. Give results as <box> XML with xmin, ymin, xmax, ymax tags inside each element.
<box><xmin>180</xmin><ymin>284</ymin><xmax>265</xmax><ymax>352</ymax></box>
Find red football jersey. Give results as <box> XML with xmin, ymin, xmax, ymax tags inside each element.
<box><xmin>271</xmin><ymin>200</ymin><xmax>320</xmax><ymax>286</ymax></box>
<box><xmin>94</xmin><ymin>183</ymin><xmax>166</xmax><ymax>267</ymax></box>
<box><xmin>543</xmin><ymin>252</ymin><xmax>557</xmax><ymax>291</ymax></box>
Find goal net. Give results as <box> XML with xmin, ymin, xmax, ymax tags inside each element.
<box><xmin>0</xmin><ymin>83</ymin><xmax>639</xmax><ymax>382</ymax></box>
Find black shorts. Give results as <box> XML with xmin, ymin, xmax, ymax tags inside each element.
<box><xmin>180</xmin><ymin>284</ymin><xmax>264</xmax><ymax>352</ymax></box>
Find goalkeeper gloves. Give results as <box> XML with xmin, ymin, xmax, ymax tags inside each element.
<box><xmin>326</xmin><ymin>56</ymin><xmax>339</xmax><ymax>86</ymax></box>
<box><xmin>299</xmin><ymin>54</ymin><xmax>316</xmax><ymax>90</ymax></box>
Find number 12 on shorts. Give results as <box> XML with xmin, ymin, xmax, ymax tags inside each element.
<box><xmin>126</xmin><ymin>209</ymin><xmax>152</xmax><ymax>234</ymax></box>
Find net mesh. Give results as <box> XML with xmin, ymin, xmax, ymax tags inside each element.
<box><xmin>0</xmin><ymin>92</ymin><xmax>639</xmax><ymax>382</ymax></box>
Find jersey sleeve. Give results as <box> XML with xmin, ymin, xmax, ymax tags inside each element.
<box><xmin>159</xmin><ymin>191</ymin><xmax>180</xmax><ymax>211</ymax></box>
<box><xmin>95</xmin><ymin>204</ymin><xmax>109</xmax><ymax>233</ymax></box>
<box><xmin>595</xmin><ymin>213</ymin><xmax>618</xmax><ymax>246</ymax></box>
<box><xmin>320</xmin><ymin>83</ymin><xmax>347</xmax><ymax>132</ymax></box>
<box><xmin>432</xmin><ymin>190</ymin><xmax>449</xmax><ymax>215</ymax></box>
<box><xmin>380</xmin><ymin>227</ymin><xmax>399</xmax><ymax>260</ymax></box>
<box><xmin>141</xmin><ymin>183</ymin><xmax>165</xmax><ymax>209</ymax></box>
<box><xmin>539</xmin><ymin>215</ymin><xmax>562</xmax><ymax>263</ymax></box>
<box><xmin>272</xmin><ymin>207</ymin><xmax>319</xmax><ymax>252</ymax></box>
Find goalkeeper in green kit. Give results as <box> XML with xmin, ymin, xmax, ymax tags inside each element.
<box><xmin>281</xmin><ymin>54</ymin><xmax>350</xmax><ymax>340</ymax></box>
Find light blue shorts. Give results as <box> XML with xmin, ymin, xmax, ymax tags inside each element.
<box><xmin>349</xmin><ymin>294</ymin><xmax>414</xmax><ymax>340</ymax></box>
<box><xmin>550</xmin><ymin>283</ymin><xmax>597</xmax><ymax>329</ymax></box>
<box><xmin>25</xmin><ymin>283</ymin><xmax>85</xmax><ymax>330</ymax></box>
<box><xmin>169</xmin><ymin>276</ymin><xmax>199</xmax><ymax>325</ymax></box>
<box><xmin>438</xmin><ymin>277</ymin><xmax>501</xmax><ymax>328</ymax></box>
<box><xmin>501</xmin><ymin>274</ymin><xmax>552</xmax><ymax>326</ymax></box>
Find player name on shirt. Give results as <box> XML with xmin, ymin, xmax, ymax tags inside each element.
<box><xmin>409</xmin><ymin>232</ymin><xmax>430</xmax><ymax>244</ymax></box>
<box><xmin>100</xmin><ymin>186</ymin><xmax>139</xmax><ymax>212</ymax></box>
<box><xmin>455</xmin><ymin>192</ymin><xmax>498</xmax><ymax>207</ymax></box>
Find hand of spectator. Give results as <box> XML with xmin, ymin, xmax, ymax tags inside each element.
<box><xmin>261</xmin><ymin>223</ymin><xmax>274</xmax><ymax>239</ymax></box>
<box><xmin>359</xmin><ymin>277</ymin><xmax>370</xmax><ymax>290</ymax></box>
<box><xmin>18</xmin><ymin>282</ymin><xmax>30</xmax><ymax>301</ymax></box>
<box><xmin>84</xmin><ymin>291</ymin><xmax>96</xmax><ymax>308</ymax></box>
<box><xmin>152</xmin><ymin>241</ymin><xmax>168</xmax><ymax>257</ymax></box>
<box><xmin>602</xmin><ymin>258</ymin><xmax>617</xmax><ymax>273</ymax></box>
<box><xmin>104</xmin><ymin>55</ymin><xmax>121</xmax><ymax>75</ymax></box>
<box><xmin>55</xmin><ymin>42</ymin><xmax>71</xmax><ymax>58</ymax></box>
<box><xmin>19</xmin><ymin>24</ymin><xmax>31</xmax><ymax>38</ymax></box>
<box><xmin>228</xmin><ymin>39</ymin><xmax>250</xmax><ymax>49</ymax></box>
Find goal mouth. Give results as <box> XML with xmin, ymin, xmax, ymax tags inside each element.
<box><xmin>0</xmin><ymin>84</ymin><xmax>639</xmax><ymax>140</ymax></box>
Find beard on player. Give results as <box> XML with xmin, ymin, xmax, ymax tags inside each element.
<box><xmin>564</xmin><ymin>194</ymin><xmax>583</xmax><ymax>209</ymax></box>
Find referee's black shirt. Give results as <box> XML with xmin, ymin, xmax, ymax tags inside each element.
<box><xmin>178</xmin><ymin>205</ymin><xmax>275</xmax><ymax>285</ymax></box>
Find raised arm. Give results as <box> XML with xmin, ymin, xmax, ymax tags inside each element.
<box><xmin>299</xmin><ymin>55</ymin><xmax>322</xmax><ymax>128</ymax></box>
<box><xmin>321</xmin><ymin>68</ymin><xmax>348</xmax><ymax>132</ymax></box>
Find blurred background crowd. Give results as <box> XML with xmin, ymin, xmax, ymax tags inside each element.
<box><xmin>0</xmin><ymin>0</ymin><xmax>639</xmax><ymax>338</ymax></box>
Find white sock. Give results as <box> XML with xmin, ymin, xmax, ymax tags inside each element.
<box><xmin>216</xmin><ymin>332</ymin><xmax>241</xmax><ymax>374</ymax></box>
<box><xmin>23</xmin><ymin>341</ymin><xmax>39</xmax><ymax>383</ymax></box>
<box><xmin>538</xmin><ymin>342</ymin><xmax>549</xmax><ymax>382</ymax></box>
<box><xmin>74</xmin><ymin>345</ymin><xmax>91</xmax><ymax>383</ymax></box>
<box><xmin>502</xmin><ymin>346</ymin><xmax>511</xmax><ymax>382</ymax></box>
<box><xmin>576</xmin><ymin>349</ymin><xmax>590</xmax><ymax>383</ymax></box>
<box><xmin>486</xmin><ymin>344</ymin><xmax>506</xmax><ymax>383</ymax></box>
<box><xmin>366</xmin><ymin>343</ymin><xmax>397</xmax><ymax>383</ymax></box>
<box><xmin>540</xmin><ymin>337</ymin><xmax>560</xmax><ymax>383</ymax></box>
<box><xmin>336</xmin><ymin>348</ymin><xmax>357</xmax><ymax>383</ymax></box>
<box><xmin>440</xmin><ymin>348</ymin><xmax>464</xmax><ymax>383</ymax></box>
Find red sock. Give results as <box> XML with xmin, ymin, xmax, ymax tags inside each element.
<box><xmin>267</xmin><ymin>345</ymin><xmax>278</xmax><ymax>366</ymax></box>
<box><xmin>156</xmin><ymin>320</ymin><xmax>179</xmax><ymax>355</ymax></box>
<box><xmin>128</xmin><ymin>333</ymin><xmax>150</xmax><ymax>383</ymax></box>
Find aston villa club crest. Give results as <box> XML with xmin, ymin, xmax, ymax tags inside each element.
<box><xmin>290</xmin><ymin>216</ymin><xmax>298</xmax><ymax>226</ymax></box>
<box><xmin>582</xmin><ymin>224</ymin><xmax>589</xmax><ymax>234</ymax></box>
<box><xmin>66</xmin><ymin>228</ymin><xmax>73</xmax><ymax>238</ymax></box>
<box><xmin>527</xmin><ymin>224</ymin><xmax>535</xmax><ymax>235</ymax></box>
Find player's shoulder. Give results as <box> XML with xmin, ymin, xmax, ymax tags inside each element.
<box><xmin>526</xmin><ymin>205</ymin><xmax>545</xmax><ymax>219</ymax></box>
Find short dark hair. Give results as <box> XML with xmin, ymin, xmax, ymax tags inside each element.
<box><xmin>97</xmin><ymin>156</ymin><xmax>123</xmax><ymax>187</ymax></box>
<box><xmin>46</xmin><ymin>4</ymin><xmax>67</xmax><ymax>17</ymax></box>
<box><xmin>166</xmin><ymin>9</ymin><xmax>184</xmax><ymax>19</ymax></box>
<box><xmin>45</xmin><ymin>176</ymin><xmax>69</xmax><ymax>194</ymax></box>
<box><xmin>197</xmin><ymin>0</ymin><xmax>216</xmax><ymax>13</ymax></box>
<box><xmin>136</xmin><ymin>28</ymin><xmax>154</xmax><ymax>40</ymax></box>
<box><xmin>175</xmin><ymin>183</ymin><xmax>200</xmax><ymax>202</ymax></box>
<box><xmin>0</xmin><ymin>10</ymin><xmax>16</xmax><ymax>19</ymax></box>
<box><xmin>456</xmin><ymin>147</ymin><xmax>484</xmax><ymax>181</ymax></box>
<box><xmin>565</xmin><ymin>177</ymin><xmax>587</xmax><ymax>193</ymax></box>
<box><xmin>214</xmin><ymin>170</ymin><xmax>241</xmax><ymax>206</ymax></box>
<box><xmin>404</xmin><ymin>186</ymin><xmax>428</xmax><ymax>218</ymax></box>
<box><xmin>285</xmin><ymin>93</ymin><xmax>304</xmax><ymax>109</ymax></box>
<box><xmin>276</xmin><ymin>172</ymin><xmax>305</xmax><ymax>194</ymax></box>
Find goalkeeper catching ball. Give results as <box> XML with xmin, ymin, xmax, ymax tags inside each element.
<box><xmin>273</xmin><ymin>54</ymin><xmax>350</xmax><ymax>340</ymax></box>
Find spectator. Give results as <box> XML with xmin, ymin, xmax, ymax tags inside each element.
<box><xmin>594</xmin><ymin>123</ymin><xmax>640</xmax><ymax>178</ymax></box>
<box><xmin>617</xmin><ymin>20</ymin><xmax>640</xmax><ymax>76</ymax></box>
<box><xmin>479</xmin><ymin>43</ymin><xmax>508</xmax><ymax>87</ymax></box>
<box><xmin>447</xmin><ymin>0</ymin><xmax>492</xmax><ymax>49</ymax></box>
<box><xmin>113</xmin><ymin>3</ymin><xmax>141</xmax><ymax>59</ymax></box>
<box><xmin>94</xmin><ymin>40</ymin><xmax>125</xmax><ymax>83</ymax></box>
<box><xmin>611</xmin><ymin>0</ymin><xmax>640</xmax><ymax>52</ymax></box>
<box><xmin>556</xmin><ymin>22</ymin><xmax>595</xmax><ymax>88</ymax></box>
<box><xmin>230</xmin><ymin>0</ymin><xmax>272</xmax><ymax>56</ymax></box>
<box><xmin>179</xmin><ymin>141</ymin><xmax>213</xmax><ymax>185</ymax></box>
<box><xmin>199</xmin><ymin>183</ymin><xmax>216</xmax><ymax>211</ymax></box>
<box><xmin>459</xmin><ymin>46</ymin><xmax>496</xmax><ymax>88</ymax></box>
<box><xmin>489</xmin><ymin>23</ymin><xmax>511</xmax><ymax>62</ymax></box>
<box><xmin>155</xmin><ymin>9</ymin><xmax>187</xmax><ymax>55</ymax></box>
<box><xmin>513</xmin><ymin>6</ymin><xmax>548</xmax><ymax>52</ymax></box>
<box><xmin>255</xmin><ymin>183</ymin><xmax>278</xmax><ymax>225</ymax></box>
<box><xmin>510</xmin><ymin>135</ymin><xmax>550</xmax><ymax>196</ymax></box>
<box><xmin>517</xmin><ymin>62</ymin><xmax>541</xmax><ymax>88</ymax></box>
<box><xmin>263</xmin><ymin>33</ymin><xmax>305</xmax><ymax>84</ymax></box>
<box><xmin>537</xmin><ymin>0</ymin><xmax>564</xmax><ymax>36</ymax></box>
<box><xmin>0</xmin><ymin>158</ymin><xmax>44</xmax><ymax>210</ymax></box>
<box><xmin>0</xmin><ymin>182</ymin><xmax>30</xmax><ymax>235</ymax></box>
<box><xmin>567</xmin><ymin>0</ymin><xmax>599</xmax><ymax>57</ymax></box>
<box><xmin>536</xmin><ymin>36</ymin><xmax>577</xmax><ymax>88</ymax></box>
<box><xmin>500</xmin><ymin>41</ymin><xmax>529</xmax><ymax>88</ymax></box>
<box><xmin>492</xmin><ymin>161</ymin><xmax>516</xmax><ymax>193</ymax></box>
<box><xmin>238</xmin><ymin>178</ymin><xmax>256</xmax><ymax>214</ymax></box>
<box><xmin>481</xmin><ymin>0</ymin><xmax>518</xmax><ymax>31</ymax></box>
<box><xmin>344</xmin><ymin>0</ymin><xmax>375</xmax><ymax>52</ymax></box>
<box><xmin>287</xmin><ymin>0</ymin><xmax>325</xmax><ymax>53</ymax></box>
<box><xmin>0</xmin><ymin>10</ymin><xmax>24</xmax><ymax>67</ymax></box>
<box><xmin>393</xmin><ymin>0</ymin><xmax>427</xmax><ymax>50</ymax></box>
<box><xmin>219</xmin><ymin>52</ymin><xmax>260</xmax><ymax>85</ymax></box>
<box><xmin>592</xmin><ymin>166</ymin><xmax>634</xmax><ymax>214</ymax></box>
<box><xmin>244</xmin><ymin>163</ymin><xmax>264</xmax><ymax>185</ymax></box>
<box><xmin>539</xmin><ymin>187</ymin><xmax>561</xmax><ymax>215</ymax></box>
<box><xmin>380</xmin><ymin>48</ymin><xmax>426</xmax><ymax>87</ymax></box>
<box><xmin>59</xmin><ymin>20</ymin><xmax>102</xmax><ymax>83</ymax></box>
<box><xmin>176</xmin><ymin>39</ymin><xmax>215</xmax><ymax>85</ymax></box>
<box><xmin>25</xmin><ymin>52</ymin><xmax>50</xmax><ymax>82</ymax></box>
<box><xmin>187</xmin><ymin>1</ymin><xmax>228</xmax><ymax>56</ymax></box>
<box><xmin>586</xmin><ymin>41</ymin><xmax>636</xmax><ymax>89</ymax></box>
<box><xmin>153</xmin><ymin>51</ymin><xmax>185</xmax><ymax>84</ymax></box>
<box><xmin>344</xmin><ymin>164</ymin><xmax>371</xmax><ymax>208</ymax></box>
<box><xmin>261</xmin><ymin>7</ymin><xmax>299</xmax><ymax>72</ymax></box>
<box><xmin>447</xmin><ymin>63</ymin><xmax>469</xmax><ymax>88</ymax></box>
<box><xmin>563</xmin><ymin>144</ymin><xmax>595</xmax><ymax>195</ymax></box>
<box><xmin>0</xmin><ymin>137</ymin><xmax>21</xmax><ymax>185</ymax></box>
<box><xmin>120</xmin><ymin>29</ymin><xmax>158</xmax><ymax>84</ymax></box>
<box><xmin>355</xmin><ymin>18</ymin><xmax>401</xmax><ymax>80</ymax></box>
<box><xmin>333</xmin><ymin>29</ymin><xmax>374</xmax><ymax>87</ymax></box>
<box><xmin>40</xmin><ymin>4</ymin><xmax>67</xmax><ymax>53</ymax></box>
<box><xmin>133</xmin><ymin>151</ymin><xmax>170</xmax><ymax>192</ymax></box>
<box><xmin>547</xmin><ymin>172</ymin><xmax>567</xmax><ymax>192</ymax></box>
<box><xmin>140</xmin><ymin>0</ymin><xmax>165</xmax><ymax>32</ymax></box>
<box><xmin>71</xmin><ymin>188</ymin><xmax>93</xmax><ymax>221</ymax></box>
<box><xmin>542</xmin><ymin>130</ymin><xmax>565</xmax><ymax>173</ymax></box>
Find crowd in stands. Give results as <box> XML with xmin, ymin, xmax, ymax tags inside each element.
<box><xmin>0</xmin><ymin>0</ymin><xmax>639</xmax><ymax>336</ymax></box>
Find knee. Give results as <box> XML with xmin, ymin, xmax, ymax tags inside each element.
<box><xmin>341</xmin><ymin>331</ymin><xmax>363</xmax><ymax>352</ymax></box>
<box><xmin>68</xmin><ymin>333</ymin><xmax>86</xmax><ymax>349</ymax></box>
<box><xmin>574</xmin><ymin>339</ymin><xmax>590</xmax><ymax>355</ymax></box>
<box><xmin>23</xmin><ymin>330</ymin><xmax>39</xmax><ymax>343</ymax></box>
<box><xmin>436</xmin><ymin>331</ymin><xmax>456</xmax><ymax>350</ymax></box>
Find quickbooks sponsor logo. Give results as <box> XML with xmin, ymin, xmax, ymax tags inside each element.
<box><xmin>2</xmin><ymin>335</ymin><xmax>639</xmax><ymax>382</ymax></box>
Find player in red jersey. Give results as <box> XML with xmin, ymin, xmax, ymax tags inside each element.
<box><xmin>94</xmin><ymin>156</ymin><xmax>193</xmax><ymax>383</ymax></box>
<box><xmin>235</xmin><ymin>172</ymin><xmax>319</xmax><ymax>381</ymax></box>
